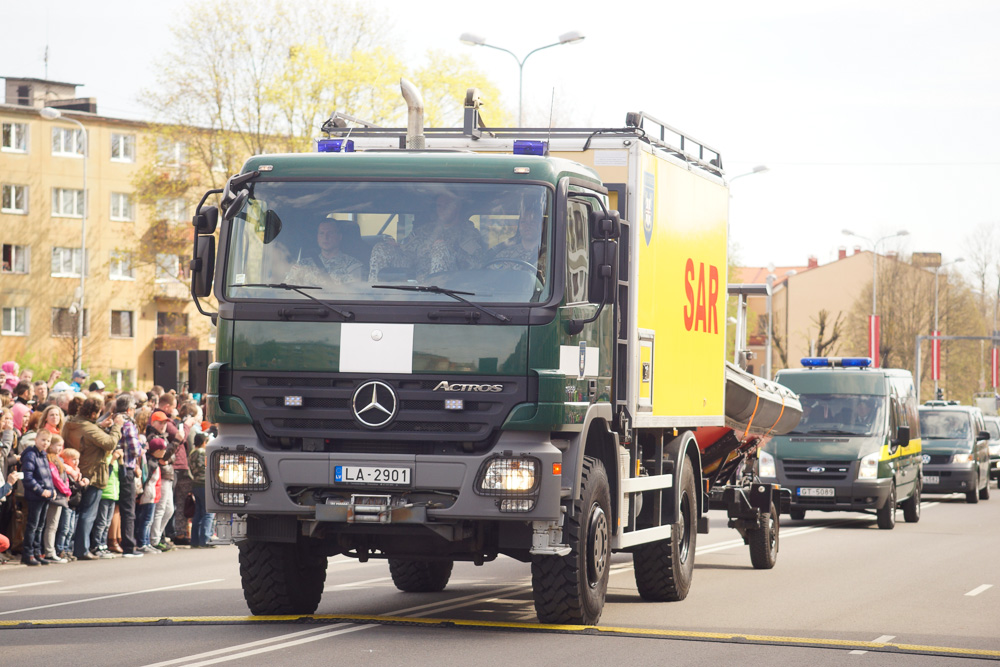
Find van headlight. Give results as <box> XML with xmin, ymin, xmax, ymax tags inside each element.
<box><xmin>213</xmin><ymin>450</ymin><xmax>269</xmax><ymax>490</ymax></box>
<box><xmin>858</xmin><ymin>452</ymin><xmax>880</xmax><ymax>479</ymax></box>
<box><xmin>989</xmin><ymin>444</ymin><xmax>1000</xmax><ymax>457</ymax></box>
<box><xmin>952</xmin><ymin>452</ymin><xmax>973</xmax><ymax>464</ymax></box>
<box><xmin>758</xmin><ymin>450</ymin><xmax>776</xmax><ymax>478</ymax></box>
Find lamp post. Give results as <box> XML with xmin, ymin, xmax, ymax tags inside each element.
<box><xmin>842</xmin><ymin>229</ymin><xmax>909</xmax><ymax>367</ymax></box>
<box><xmin>459</xmin><ymin>31</ymin><xmax>585</xmax><ymax>127</ymax></box>
<box><xmin>933</xmin><ymin>257</ymin><xmax>964</xmax><ymax>396</ymax></box>
<box><xmin>40</xmin><ymin>107</ymin><xmax>87</xmax><ymax>370</ymax></box>
<box><xmin>727</xmin><ymin>164</ymin><xmax>770</xmax><ymax>185</ymax></box>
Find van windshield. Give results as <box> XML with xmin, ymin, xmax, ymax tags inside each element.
<box><xmin>789</xmin><ymin>393</ymin><xmax>884</xmax><ymax>436</ymax></box>
<box><xmin>919</xmin><ymin>410</ymin><xmax>972</xmax><ymax>440</ymax></box>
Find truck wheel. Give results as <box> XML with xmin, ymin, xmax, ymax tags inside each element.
<box><xmin>748</xmin><ymin>501</ymin><xmax>779</xmax><ymax>569</ymax></box>
<box><xmin>531</xmin><ymin>456</ymin><xmax>611</xmax><ymax>625</ymax></box>
<box><xmin>388</xmin><ymin>559</ymin><xmax>453</xmax><ymax>592</ymax></box>
<box><xmin>238</xmin><ymin>540</ymin><xmax>328</xmax><ymax>615</ymax></box>
<box><xmin>876</xmin><ymin>482</ymin><xmax>896</xmax><ymax>530</ymax></box>
<box><xmin>631</xmin><ymin>460</ymin><xmax>697</xmax><ymax>601</ymax></box>
<box><xmin>901</xmin><ymin>483</ymin><xmax>921</xmax><ymax>523</ymax></box>
<box><xmin>789</xmin><ymin>509</ymin><xmax>806</xmax><ymax>521</ymax></box>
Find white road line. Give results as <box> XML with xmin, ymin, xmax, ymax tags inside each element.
<box><xmin>162</xmin><ymin>624</ymin><xmax>370</xmax><ymax>667</ymax></box>
<box><xmin>965</xmin><ymin>584</ymin><xmax>993</xmax><ymax>597</ymax></box>
<box><xmin>143</xmin><ymin>626</ymin><xmax>351</xmax><ymax>667</ymax></box>
<box><xmin>849</xmin><ymin>634</ymin><xmax>895</xmax><ymax>655</ymax></box>
<box><xmin>0</xmin><ymin>580</ymin><xmax>61</xmax><ymax>593</ymax></box>
<box><xmin>324</xmin><ymin>576</ymin><xmax>393</xmax><ymax>590</ymax></box>
<box><xmin>0</xmin><ymin>579</ymin><xmax>224</xmax><ymax>616</ymax></box>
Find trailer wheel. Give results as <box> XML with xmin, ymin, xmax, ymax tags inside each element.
<box><xmin>631</xmin><ymin>460</ymin><xmax>697</xmax><ymax>601</ymax></box>
<box><xmin>748</xmin><ymin>501</ymin><xmax>779</xmax><ymax>569</ymax></box>
<box><xmin>388</xmin><ymin>559</ymin><xmax>453</xmax><ymax>592</ymax></box>
<box><xmin>901</xmin><ymin>483</ymin><xmax>921</xmax><ymax>523</ymax></box>
<box><xmin>531</xmin><ymin>456</ymin><xmax>611</xmax><ymax>625</ymax></box>
<box><xmin>238</xmin><ymin>540</ymin><xmax>328</xmax><ymax>615</ymax></box>
<box><xmin>876</xmin><ymin>482</ymin><xmax>897</xmax><ymax>529</ymax></box>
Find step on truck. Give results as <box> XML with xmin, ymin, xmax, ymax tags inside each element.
<box><xmin>190</xmin><ymin>81</ymin><xmax>802</xmax><ymax>625</ymax></box>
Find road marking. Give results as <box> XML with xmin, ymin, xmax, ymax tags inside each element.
<box><xmin>324</xmin><ymin>576</ymin><xmax>393</xmax><ymax>590</ymax></box>
<box><xmin>850</xmin><ymin>634</ymin><xmax>895</xmax><ymax>655</ymax></box>
<box><xmin>0</xmin><ymin>579</ymin><xmax>224</xmax><ymax>617</ymax></box>
<box><xmin>0</xmin><ymin>581</ymin><xmax>61</xmax><ymax>593</ymax></box>
<box><xmin>965</xmin><ymin>584</ymin><xmax>993</xmax><ymax>597</ymax></box>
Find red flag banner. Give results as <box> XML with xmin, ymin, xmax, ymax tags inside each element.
<box><xmin>869</xmin><ymin>315</ymin><xmax>880</xmax><ymax>368</ymax></box>
<box><xmin>932</xmin><ymin>330</ymin><xmax>941</xmax><ymax>381</ymax></box>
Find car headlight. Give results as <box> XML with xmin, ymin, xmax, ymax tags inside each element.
<box><xmin>758</xmin><ymin>450</ymin><xmax>776</xmax><ymax>478</ymax></box>
<box><xmin>858</xmin><ymin>451</ymin><xmax>880</xmax><ymax>479</ymax></box>
<box><xmin>952</xmin><ymin>452</ymin><xmax>973</xmax><ymax>464</ymax></box>
<box><xmin>213</xmin><ymin>450</ymin><xmax>269</xmax><ymax>490</ymax></box>
<box><xmin>476</xmin><ymin>457</ymin><xmax>539</xmax><ymax>495</ymax></box>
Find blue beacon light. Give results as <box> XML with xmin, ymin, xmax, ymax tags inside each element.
<box><xmin>317</xmin><ymin>139</ymin><xmax>355</xmax><ymax>153</ymax></box>
<box><xmin>800</xmin><ymin>357</ymin><xmax>873</xmax><ymax>368</ymax></box>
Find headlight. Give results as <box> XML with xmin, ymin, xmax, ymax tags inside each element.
<box><xmin>476</xmin><ymin>457</ymin><xmax>539</xmax><ymax>495</ymax></box>
<box><xmin>213</xmin><ymin>451</ymin><xmax>269</xmax><ymax>490</ymax></box>
<box><xmin>758</xmin><ymin>450</ymin><xmax>776</xmax><ymax>478</ymax></box>
<box><xmin>988</xmin><ymin>444</ymin><xmax>1000</xmax><ymax>457</ymax></box>
<box><xmin>858</xmin><ymin>451</ymin><xmax>880</xmax><ymax>479</ymax></box>
<box><xmin>952</xmin><ymin>453</ymin><xmax>973</xmax><ymax>464</ymax></box>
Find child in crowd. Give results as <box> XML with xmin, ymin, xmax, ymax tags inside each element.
<box><xmin>136</xmin><ymin>438</ymin><xmax>165</xmax><ymax>553</ymax></box>
<box><xmin>20</xmin><ymin>429</ymin><xmax>55</xmax><ymax>565</ymax></box>
<box><xmin>0</xmin><ymin>408</ymin><xmax>19</xmax><ymax>563</ymax></box>
<box><xmin>93</xmin><ymin>448</ymin><xmax>124</xmax><ymax>559</ymax></box>
<box><xmin>56</xmin><ymin>447</ymin><xmax>87</xmax><ymax>561</ymax></box>
<box><xmin>189</xmin><ymin>433</ymin><xmax>214</xmax><ymax>548</ymax></box>
<box><xmin>42</xmin><ymin>435</ymin><xmax>71</xmax><ymax>563</ymax></box>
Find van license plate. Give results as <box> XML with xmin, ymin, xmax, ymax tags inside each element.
<box><xmin>924</xmin><ymin>475</ymin><xmax>939</xmax><ymax>485</ymax></box>
<box><xmin>335</xmin><ymin>465</ymin><xmax>411</xmax><ymax>486</ymax></box>
<box><xmin>797</xmin><ymin>487</ymin><xmax>835</xmax><ymax>497</ymax></box>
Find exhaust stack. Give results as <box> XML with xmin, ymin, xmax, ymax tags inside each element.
<box><xmin>400</xmin><ymin>78</ymin><xmax>425</xmax><ymax>150</ymax></box>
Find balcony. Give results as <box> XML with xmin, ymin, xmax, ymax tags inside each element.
<box><xmin>155</xmin><ymin>334</ymin><xmax>198</xmax><ymax>352</ymax></box>
<box><xmin>154</xmin><ymin>280</ymin><xmax>191</xmax><ymax>301</ymax></box>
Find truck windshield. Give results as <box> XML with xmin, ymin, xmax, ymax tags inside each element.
<box><xmin>791</xmin><ymin>393</ymin><xmax>884</xmax><ymax>436</ymax></box>
<box><xmin>223</xmin><ymin>181</ymin><xmax>551</xmax><ymax>304</ymax></box>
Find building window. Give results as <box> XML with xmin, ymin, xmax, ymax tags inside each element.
<box><xmin>110</xmin><ymin>310</ymin><xmax>134</xmax><ymax>338</ymax></box>
<box><xmin>155</xmin><ymin>198</ymin><xmax>187</xmax><ymax>223</ymax></box>
<box><xmin>1</xmin><ymin>184</ymin><xmax>28</xmax><ymax>214</ymax></box>
<box><xmin>155</xmin><ymin>253</ymin><xmax>183</xmax><ymax>283</ymax></box>
<box><xmin>109</xmin><ymin>250</ymin><xmax>134</xmax><ymax>280</ymax></box>
<box><xmin>109</xmin><ymin>368</ymin><xmax>135</xmax><ymax>391</ymax></box>
<box><xmin>1</xmin><ymin>307</ymin><xmax>28</xmax><ymax>336</ymax></box>
<box><xmin>157</xmin><ymin>139</ymin><xmax>187</xmax><ymax>167</ymax></box>
<box><xmin>52</xmin><ymin>188</ymin><xmax>85</xmax><ymax>218</ymax></box>
<box><xmin>110</xmin><ymin>133</ymin><xmax>135</xmax><ymax>162</ymax></box>
<box><xmin>2</xmin><ymin>244</ymin><xmax>29</xmax><ymax>274</ymax></box>
<box><xmin>51</xmin><ymin>307</ymin><xmax>89</xmax><ymax>337</ymax></box>
<box><xmin>110</xmin><ymin>192</ymin><xmax>134</xmax><ymax>221</ymax></box>
<box><xmin>51</xmin><ymin>126</ymin><xmax>85</xmax><ymax>156</ymax></box>
<box><xmin>157</xmin><ymin>311</ymin><xmax>188</xmax><ymax>335</ymax></box>
<box><xmin>1</xmin><ymin>122</ymin><xmax>28</xmax><ymax>152</ymax></box>
<box><xmin>51</xmin><ymin>247</ymin><xmax>87</xmax><ymax>277</ymax></box>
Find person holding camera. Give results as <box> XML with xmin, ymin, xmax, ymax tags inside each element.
<box><xmin>62</xmin><ymin>397</ymin><xmax>123</xmax><ymax>560</ymax></box>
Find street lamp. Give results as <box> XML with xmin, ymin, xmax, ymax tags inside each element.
<box><xmin>40</xmin><ymin>106</ymin><xmax>88</xmax><ymax>370</ymax></box>
<box><xmin>842</xmin><ymin>229</ymin><xmax>909</xmax><ymax>367</ymax></box>
<box><xmin>459</xmin><ymin>31</ymin><xmax>585</xmax><ymax>127</ymax></box>
<box><xmin>933</xmin><ymin>257</ymin><xmax>964</xmax><ymax>396</ymax></box>
<box><xmin>727</xmin><ymin>164</ymin><xmax>770</xmax><ymax>185</ymax></box>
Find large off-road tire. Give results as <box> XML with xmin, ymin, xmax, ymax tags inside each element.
<box><xmin>876</xmin><ymin>482</ymin><xmax>896</xmax><ymax>530</ymax></box>
<box><xmin>901</xmin><ymin>483</ymin><xmax>921</xmax><ymax>523</ymax></box>
<box><xmin>238</xmin><ymin>540</ymin><xmax>328</xmax><ymax>615</ymax></box>
<box><xmin>531</xmin><ymin>456</ymin><xmax>611</xmax><ymax>625</ymax></box>
<box><xmin>789</xmin><ymin>509</ymin><xmax>806</xmax><ymax>521</ymax></box>
<box><xmin>388</xmin><ymin>559</ymin><xmax>453</xmax><ymax>592</ymax></box>
<box><xmin>631</xmin><ymin>460</ymin><xmax>697</xmax><ymax>601</ymax></box>
<box><xmin>748</xmin><ymin>501</ymin><xmax>779</xmax><ymax>569</ymax></box>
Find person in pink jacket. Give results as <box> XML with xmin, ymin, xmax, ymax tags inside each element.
<box><xmin>43</xmin><ymin>436</ymin><xmax>72</xmax><ymax>563</ymax></box>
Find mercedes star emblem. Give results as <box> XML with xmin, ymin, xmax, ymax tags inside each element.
<box><xmin>352</xmin><ymin>380</ymin><xmax>398</xmax><ymax>429</ymax></box>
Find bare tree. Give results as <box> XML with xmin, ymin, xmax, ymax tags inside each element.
<box><xmin>809</xmin><ymin>309</ymin><xmax>844</xmax><ymax>357</ymax></box>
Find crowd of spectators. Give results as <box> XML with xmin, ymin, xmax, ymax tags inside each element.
<box><xmin>0</xmin><ymin>361</ymin><xmax>217</xmax><ymax>565</ymax></box>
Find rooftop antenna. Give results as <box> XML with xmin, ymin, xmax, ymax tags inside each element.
<box><xmin>546</xmin><ymin>87</ymin><xmax>555</xmax><ymax>152</ymax></box>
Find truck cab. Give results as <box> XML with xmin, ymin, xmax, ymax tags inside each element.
<box><xmin>759</xmin><ymin>358</ymin><xmax>922</xmax><ymax>529</ymax></box>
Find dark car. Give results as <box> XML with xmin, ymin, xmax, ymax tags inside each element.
<box><xmin>984</xmin><ymin>415</ymin><xmax>1000</xmax><ymax>488</ymax></box>
<box><xmin>918</xmin><ymin>403</ymin><xmax>991</xmax><ymax>503</ymax></box>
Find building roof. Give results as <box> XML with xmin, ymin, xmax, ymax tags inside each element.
<box><xmin>734</xmin><ymin>264</ymin><xmax>812</xmax><ymax>286</ymax></box>
<box><xmin>2</xmin><ymin>76</ymin><xmax>82</xmax><ymax>88</ymax></box>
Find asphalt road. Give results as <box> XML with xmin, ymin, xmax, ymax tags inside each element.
<box><xmin>2</xmin><ymin>489</ymin><xmax>998</xmax><ymax>666</ymax></box>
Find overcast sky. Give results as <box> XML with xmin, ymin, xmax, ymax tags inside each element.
<box><xmin>5</xmin><ymin>0</ymin><xmax>999</xmax><ymax>276</ymax></box>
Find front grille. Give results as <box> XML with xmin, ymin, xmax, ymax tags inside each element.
<box><xmin>232</xmin><ymin>371</ymin><xmax>529</xmax><ymax>450</ymax></box>
<box><xmin>781</xmin><ymin>459</ymin><xmax>853</xmax><ymax>481</ymax></box>
<box><xmin>924</xmin><ymin>454</ymin><xmax>951</xmax><ymax>464</ymax></box>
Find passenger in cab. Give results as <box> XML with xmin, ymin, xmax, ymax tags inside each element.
<box><xmin>485</xmin><ymin>193</ymin><xmax>546</xmax><ymax>278</ymax></box>
<box><xmin>284</xmin><ymin>219</ymin><xmax>364</xmax><ymax>286</ymax></box>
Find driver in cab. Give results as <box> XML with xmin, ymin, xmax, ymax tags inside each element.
<box><xmin>285</xmin><ymin>219</ymin><xmax>364</xmax><ymax>286</ymax></box>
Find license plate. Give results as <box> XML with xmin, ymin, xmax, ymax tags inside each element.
<box><xmin>797</xmin><ymin>487</ymin><xmax>835</xmax><ymax>497</ymax></box>
<box><xmin>335</xmin><ymin>465</ymin><xmax>411</xmax><ymax>486</ymax></box>
<box><xmin>924</xmin><ymin>475</ymin><xmax>940</xmax><ymax>485</ymax></box>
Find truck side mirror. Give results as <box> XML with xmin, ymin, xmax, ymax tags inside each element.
<box><xmin>193</xmin><ymin>206</ymin><xmax>219</xmax><ymax>234</ymax></box>
<box><xmin>589</xmin><ymin>209</ymin><xmax>621</xmax><ymax>239</ymax></box>
<box><xmin>191</xmin><ymin>235</ymin><xmax>216</xmax><ymax>298</ymax></box>
<box><xmin>588</xmin><ymin>238</ymin><xmax>618</xmax><ymax>305</ymax></box>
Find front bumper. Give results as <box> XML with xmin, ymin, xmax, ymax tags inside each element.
<box><xmin>205</xmin><ymin>424</ymin><xmax>564</xmax><ymax>523</ymax></box>
<box><xmin>762</xmin><ymin>475</ymin><xmax>893</xmax><ymax>513</ymax></box>
<box><xmin>923</xmin><ymin>463</ymin><xmax>978</xmax><ymax>493</ymax></box>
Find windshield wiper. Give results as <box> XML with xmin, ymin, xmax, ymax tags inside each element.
<box><xmin>805</xmin><ymin>429</ymin><xmax>857</xmax><ymax>436</ymax></box>
<box><xmin>240</xmin><ymin>283</ymin><xmax>354</xmax><ymax>321</ymax></box>
<box><xmin>373</xmin><ymin>284</ymin><xmax>510</xmax><ymax>322</ymax></box>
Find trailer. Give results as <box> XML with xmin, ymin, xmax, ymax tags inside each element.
<box><xmin>190</xmin><ymin>82</ymin><xmax>800</xmax><ymax>625</ymax></box>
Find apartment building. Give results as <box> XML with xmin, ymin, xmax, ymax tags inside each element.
<box><xmin>0</xmin><ymin>77</ymin><xmax>212</xmax><ymax>390</ymax></box>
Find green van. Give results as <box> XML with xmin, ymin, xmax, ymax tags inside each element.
<box><xmin>758</xmin><ymin>358</ymin><xmax>922</xmax><ymax>529</ymax></box>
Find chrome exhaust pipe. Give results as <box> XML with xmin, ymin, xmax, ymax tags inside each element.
<box><xmin>400</xmin><ymin>78</ymin><xmax>425</xmax><ymax>150</ymax></box>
